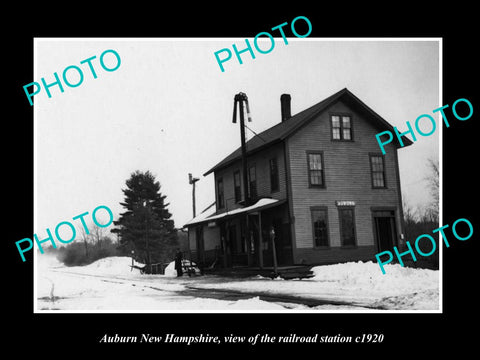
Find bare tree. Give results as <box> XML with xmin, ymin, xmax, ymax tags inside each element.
<box><xmin>425</xmin><ymin>158</ymin><xmax>439</xmax><ymax>223</ymax></box>
<box><xmin>91</xmin><ymin>224</ymin><xmax>108</xmax><ymax>249</ymax></box>
<box><xmin>403</xmin><ymin>198</ymin><xmax>417</xmax><ymax>223</ymax></box>
<box><xmin>78</xmin><ymin>222</ymin><xmax>110</xmax><ymax>254</ymax></box>
<box><xmin>77</xmin><ymin>224</ymin><xmax>91</xmax><ymax>258</ymax></box>
<box><xmin>403</xmin><ymin>197</ymin><xmax>419</xmax><ymax>241</ymax></box>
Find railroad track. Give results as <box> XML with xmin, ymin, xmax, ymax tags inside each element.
<box><xmin>46</xmin><ymin>268</ymin><xmax>384</xmax><ymax>310</ymax></box>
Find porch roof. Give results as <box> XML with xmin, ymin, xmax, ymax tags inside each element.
<box><xmin>183</xmin><ymin>198</ymin><xmax>286</xmax><ymax>227</ymax></box>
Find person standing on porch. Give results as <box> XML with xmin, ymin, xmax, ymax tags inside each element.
<box><xmin>175</xmin><ymin>249</ymin><xmax>183</xmax><ymax>277</ymax></box>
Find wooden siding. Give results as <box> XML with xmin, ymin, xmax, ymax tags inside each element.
<box><xmin>287</xmin><ymin>99</ymin><xmax>403</xmax><ymax>262</ymax></box>
<box><xmin>188</xmin><ymin>228</ymin><xmax>196</xmax><ymax>250</ymax></box>
<box><xmin>187</xmin><ymin>225</ymin><xmax>220</xmax><ymax>251</ymax></box>
<box><xmin>213</xmin><ymin>142</ymin><xmax>287</xmax><ymax>213</ymax></box>
<box><xmin>295</xmin><ymin>246</ymin><xmax>377</xmax><ymax>265</ymax></box>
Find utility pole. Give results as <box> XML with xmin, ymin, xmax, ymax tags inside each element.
<box><xmin>143</xmin><ymin>200</ymin><xmax>151</xmax><ymax>270</ymax></box>
<box><xmin>188</xmin><ymin>173</ymin><xmax>199</xmax><ymax>218</ymax></box>
<box><xmin>232</xmin><ymin>92</ymin><xmax>252</xmax><ymax>207</ymax></box>
<box><xmin>233</xmin><ymin>92</ymin><xmax>253</xmax><ymax>265</ymax></box>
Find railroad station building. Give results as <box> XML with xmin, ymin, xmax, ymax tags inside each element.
<box><xmin>184</xmin><ymin>88</ymin><xmax>412</xmax><ymax>270</ymax></box>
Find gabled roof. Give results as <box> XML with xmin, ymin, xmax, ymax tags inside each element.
<box><xmin>204</xmin><ymin>88</ymin><xmax>413</xmax><ymax>176</ymax></box>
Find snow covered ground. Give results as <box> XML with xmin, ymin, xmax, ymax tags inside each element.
<box><xmin>191</xmin><ymin>261</ymin><xmax>439</xmax><ymax>310</ymax></box>
<box><xmin>35</xmin><ymin>256</ymin><xmax>440</xmax><ymax>312</ymax></box>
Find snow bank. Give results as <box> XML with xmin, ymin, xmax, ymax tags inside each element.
<box><xmin>310</xmin><ymin>261</ymin><xmax>439</xmax><ymax>293</ymax></box>
<box><xmin>189</xmin><ymin>261</ymin><xmax>440</xmax><ymax>310</ymax></box>
<box><xmin>56</xmin><ymin>256</ymin><xmax>200</xmax><ymax>277</ymax></box>
<box><xmin>67</xmin><ymin>256</ymin><xmax>143</xmax><ymax>276</ymax></box>
<box><xmin>372</xmin><ymin>289</ymin><xmax>439</xmax><ymax>310</ymax></box>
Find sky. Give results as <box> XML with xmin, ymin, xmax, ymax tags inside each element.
<box><xmin>34</xmin><ymin>38</ymin><xmax>440</xmax><ymax>237</ymax></box>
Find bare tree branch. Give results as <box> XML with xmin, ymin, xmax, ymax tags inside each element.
<box><xmin>425</xmin><ymin>157</ymin><xmax>439</xmax><ymax>223</ymax></box>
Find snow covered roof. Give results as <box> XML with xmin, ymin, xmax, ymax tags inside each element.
<box><xmin>183</xmin><ymin>198</ymin><xmax>286</xmax><ymax>227</ymax></box>
<box><xmin>183</xmin><ymin>204</ymin><xmax>217</xmax><ymax>227</ymax></box>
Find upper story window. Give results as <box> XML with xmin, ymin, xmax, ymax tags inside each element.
<box><xmin>269</xmin><ymin>158</ymin><xmax>279</xmax><ymax>193</ymax></box>
<box><xmin>370</xmin><ymin>154</ymin><xmax>386</xmax><ymax>188</ymax></box>
<box><xmin>248</xmin><ymin>165</ymin><xmax>257</xmax><ymax>200</ymax></box>
<box><xmin>307</xmin><ymin>151</ymin><xmax>325</xmax><ymax>187</ymax></box>
<box><xmin>331</xmin><ymin>114</ymin><xmax>352</xmax><ymax>141</ymax></box>
<box><xmin>233</xmin><ymin>170</ymin><xmax>242</xmax><ymax>203</ymax></box>
<box><xmin>217</xmin><ymin>177</ymin><xmax>224</xmax><ymax>209</ymax></box>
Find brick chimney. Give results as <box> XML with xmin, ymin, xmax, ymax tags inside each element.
<box><xmin>280</xmin><ymin>94</ymin><xmax>291</xmax><ymax>122</ymax></box>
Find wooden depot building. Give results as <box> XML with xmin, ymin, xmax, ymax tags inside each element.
<box><xmin>184</xmin><ymin>88</ymin><xmax>413</xmax><ymax>272</ymax></box>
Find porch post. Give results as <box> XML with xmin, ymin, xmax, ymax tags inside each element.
<box><xmin>246</xmin><ymin>215</ymin><xmax>252</xmax><ymax>266</ymax></box>
<box><xmin>258</xmin><ymin>212</ymin><xmax>264</xmax><ymax>269</ymax></box>
<box><xmin>201</xmin><ymin>226</ymin><xmax>206</xmax><ymax>267</ymax></box>
<box><xmin>221</xmin><ymin>222</ymin><xmax>227</xmax><ymax>268</ymax></box>
<box><xmin>225</xmin><ymin>220</ymin><xmax>230</xmax><ymax>268</ymax></box>
<box><xmin>269</xmin><ymin>225</ymin><xmax>278</xmax><ymax>275</ymax></box>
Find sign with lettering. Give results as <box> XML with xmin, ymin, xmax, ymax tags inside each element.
<box><xmin>336</xmin><ymin>201</ymin><xmax>355</xmax><ymax>207</ymax></box>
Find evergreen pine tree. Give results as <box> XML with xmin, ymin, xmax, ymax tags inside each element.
<box><xmin>113</xmin><ymin>170</ymin><xmax>178</xmax><ymax>266</ymax></box>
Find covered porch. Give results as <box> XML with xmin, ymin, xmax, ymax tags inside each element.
<box><xmin>184</xmin><ymin>198</ymin><xmax>295</xmax><ymax>273</ymax></box>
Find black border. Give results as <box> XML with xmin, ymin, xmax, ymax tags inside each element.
<box><xmin>6</xmin><ymin>5</ymin><xmax>479</xmax><ymax>355</ymax></box>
